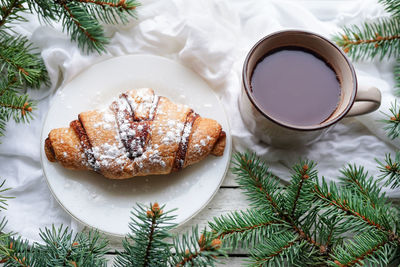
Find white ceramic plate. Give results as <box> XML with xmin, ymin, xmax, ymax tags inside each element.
<box><xmin>41</xmin><ymin>55</ymin><xmax>231</xmax><ymax>236</ymax></box>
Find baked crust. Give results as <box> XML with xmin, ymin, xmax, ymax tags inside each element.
<box><xmin>47</xmin><ymin>128</ymin><xmax>88</xmax><ymax>170</ymax></box>
<box><xmin>45</xmin><ymin>88</ymin><xmax>226</xmax><ymax>179</ymax></box>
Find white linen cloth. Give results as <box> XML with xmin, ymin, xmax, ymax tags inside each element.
<box><xmin>0</xmin><ymin>0</ymin><xmax>398</xmax><ymax>243</ymax></box>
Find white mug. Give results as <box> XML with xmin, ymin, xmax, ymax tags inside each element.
<box><xmin>239</xmin><ymin>30</ymin><xmax>381</xmax><ymax>147</ymax></box>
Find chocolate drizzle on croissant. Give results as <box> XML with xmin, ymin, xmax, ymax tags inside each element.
<box><xmin>173</xmin><ymin>111</ymin><xmax>199</xmax><ymax>172</ymax></box>
<box><xmin>44</xmin><ymin>137</ymin><xmax>56</xmax><ymax>162</ymax></box>
<box><xmin>70</xmin><ymin>118</ymin><xmax>99</xmax><ymax>172</ymax></box>
<box><xmin>111</xmin><ymin>95</ymin><xmax>151</xmax><ymax>159</ymax></box>
<box><xmin>44</xmin><ymin>88</ymin><xmax>226</xmax><ymax>179</ymax></box>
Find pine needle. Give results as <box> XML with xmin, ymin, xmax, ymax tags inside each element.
<box><xmin>377</xmin><ymin>152</ymin><xmax>400</xmax><ymax>189</ymax></box>
<box><xmin>73</xmin><ymin>0</ymin><xmax>140</xmax><ymax>24</ymax></box>
<box><xmin>339</xmin><ymin>164</ymin><xmax>387</xmax><ymax>208</ymax></box>
<box><xmin>114</xmin><ymin>203</ymin><xmax>176</xmax><ymax>267</ymax></box>
<box><xmin>329</xmin><ymin>231</ymin><xmax>394</xmax><ymax>267</ymax></box>
<box><xmin>35</xmin><ymin>225</ymin><xmax>109</xmax><ymax>266</ymax></box>
<box><xmin>381</xmin><ymin>100</ymin><xmax>400</xmax><ymax>139</ymax></box>
<box><xmin>379</xmin><ymin>0</ymin><xmax>400</xmax><ymax>17</ymax></box>
<box><xmin>248</xmin><ymin>231</ymin><xmax>304</xmax><ymax>267</ymax></box>
<box><xmin>333</xmin><ymin>17</ymin><xmax>400</xmax><ymax>61</ymax></box>
<box><xmin>0</xmin><ymin>0</ymin><xmax>28</xmax><ymax>28</ymax></box>
<box><xmin>170</xmin><ymin>227</ymin><xmax>226</xmax><ymax>267</ymax></box>
<box><xmin>209</xmin><ymin>209</ymin><xmax>282</xmax><ymax>249</ymax></box>
<box><xmin>58</xmin><ymin>2</ymin><xmax>109</xmax><ymax>53</ymax></box>
<box><xmin>0</xmin><ymin>32</ymin><xmax>49</xmax><ymax>88</ymax></box>
<box><xmin>395</xmin><ymin>57</ymin><xmax>400</xmax><ymax>94</ymax></box>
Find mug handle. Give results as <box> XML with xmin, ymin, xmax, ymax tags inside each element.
<box><xmin>345</xmin><ymin>85</ymin><xmax>381</xmax><ymax>117</ymax></box>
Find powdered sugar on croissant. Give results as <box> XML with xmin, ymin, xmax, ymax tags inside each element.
<box><xmin>44</xmin><ymin>88</ymin><xmax>226</xmax><ymax>179</ymax></box>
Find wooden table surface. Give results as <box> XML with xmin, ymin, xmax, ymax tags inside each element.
<box><xmin>104</xmin><ymin>162</ymin><xmax>251</xmax><ymax>266</ymax></box>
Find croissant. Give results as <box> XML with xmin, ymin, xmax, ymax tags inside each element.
<box><xmin>44</xmin><ymin>88</ymin><xmax>226</xmax><ymax>179</ymax></box>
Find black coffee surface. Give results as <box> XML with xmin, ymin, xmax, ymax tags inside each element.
<box><xmin>251</xmin><ymin>47</ymin><xmax>341</xmax><ymax>127</ymax></box>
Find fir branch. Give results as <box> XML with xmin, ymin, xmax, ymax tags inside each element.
<box><xmin>0</xmin><ymin>76</ymin><xmax>21</xmax><ymax>94</ymax></box>
<box><xmin>377</xmin><ymin>152</ymin><xmax>400</xmax><ymax>189</ymax></box>
<box><xmin>170</xmin><ymin>227</ymin><xmax>225</xmax><ymax>267</ymax></box>
<box><xmin>0</xmin><ymin>180</ymin><xmax>15</xmax><ymax>264</ymax></box>
<box><xmin>0</xmin><ymin>0</ymin><xmax>140</xmax><ymax>140</ymax></box>
<box><xmin>0</xmin><ymin>219</ymin><xmax>13</xmax><ymax>263</ymax></box>
<box><xmin>285</xmin><ymin>161</ymin><xmax>318</xmax><ymax>219</ymax></box>
<box><xmin>315</xmin><ymin>179</ymin><xmax>399</xmax><ymax>244</ymax></box>
<box><xmin>0</xmin><ymin>0</ymin><xmax>27</xmax><ymax>29</ymax></box>
<box><xmin>57</xmin><ymin>1</ymin><xmax>108</xmax><ymax>53</ymax></box>
<box><xmin>0</xmin><ymin>180</ymin><xmax>12</xmax><ymax>211</ymax></box>
<box><xmin>248</xmin><ymin>231</ymin><xmax>304</xmax><ymax>267</ymax></box>
<box><xmin>231</xmin><ymin>152</ymin><xmax>284</xmax><ymax>215</ymax></box>
<box><xmin>312</xmin><ymin>216</ymin><xmax>343</xmax><ymax>257</ymax></box>
<box><xmin>379</xmin><ymin>0</ymin><xmax>400</xmax><ymax>17</ymax></box>
<box><xmin>1</xmin><ymin>236</ymin><xmax>33</xmax><ymax>267</ymax></box>
<box><xmin>71</xmin><ymin>0</ymin><xmax>140</xmax><ymax>24</ymax></box>
<box><xmin>231</xmin><ymin>153</ymin><xmax>324</xmax><ymax>253</ymax></box>
<box><xmin>26</xmin><ymin>0</ymin><xmax>57</xmax><ymax>24</ymax></box>
<box><xmin>0</xmin><ymin>115</ymin><xmax>5</xmax><ymax>138</ymax></box>
<box><xmin>329</xmin><ymin>231</ymin><xmax>394</xmax><ymax>267</ymax></box>
<box><xmin>395</xmin><ymin>57</ymin><xmax>400</xmax><ymax>92</ymax></box>
<box><xmin>381</xmin><ymin>100</ymin><xmax>400</xmax><ymax>139</ymax></box>
<box><xmin>209</xmin><ymin>209</ymin><xmax>282</xmax><ymax>249</ymax></box>
<box><xmin>333</xmin><ymin>17</ymin><xmax>400</xmax><ymax>60</ymax></box>
<box><xmin>114</xmin><ymin>203</ymin><xmax>176</xmax><ymax>267</ymax></box>
<box><xmin>339</xmin><ymin>164</ymin><xmax>386</xmax><ymax>208</ymax></box>
<box><xmin>35</xmin><ymin>225</ymin><xmax>109</xmax><ymax>266</ymax></box>
<box><xmin>0</xmin><ymin>89</ymin><xmax>35</xmax><ymax>124</ymax></box>
<box><xmin>0</xmin><ymin>32</ymin><xmax>48</xmax><ymax>88</ymax></box>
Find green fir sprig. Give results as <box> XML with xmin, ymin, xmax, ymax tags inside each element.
<box><xmin>395</xmin><ymin>57</ymin><xmax>400</xmax><ymax>90</ymax></box>
<box><xmin>333</xmin><ymin>18</ymin><xmax>400</xmax><ymax>61</ymax></box>
<box><xmin>381</xmin><ymin>100</ymin><xmax>400</xmax><ymax>139</ymax></box>
<box><xmin>209</xmin><ymin>152</ymin><xmax>400</xmax><ymax>266</ymax></box>
<box><xmin>115</xmin><ymin>202</ymin><xmax>225</xmax><ymax>267</ymax></box>
<box><xmin>210</xmin><ymin>153</ymin><xmax>329</xmax><ymax>265</ymax></box>
<box><xmin>334</xmin><ymin>0</ymin><xmax>400</xmax><ymax>95</ymax></box>
<box><xmin>0</xmin><ymin>32</ymin><xmax>48</xmax><ymax>88</ymax></box>
<box><xmin>328</xmin><ymin>231</ymin><xmax>395</xmax><ymax>267</ymax></box>
<box><xmin>58</xmin><ymin>1</ymin><xmax>109</xmax><ymax>54</ymax></box>
<box><xmin>0</xmin><ymin>0</ymin><xmax>140</xmax><ymax>140</ymax></box>
<box><xmin>377</xmin><ymin>152</ymin><xmax>400</xmax><ymax>189</ymax></box>
<box><xmin>0</xmin><ymin>0</ymin><xmax>140</xmax><ymax>53</ymax></box>
<box><xmin>209</xmin><ymin>209</ymin><xmax>279</xmax><ymax>249</ymax></box>
<box><xmin>339</xmin><ymin>165</ymin><xmax>386</xmax><ymax>208</ymax></box>
<box><xmin>379</xmin><ymin>0</ymin><xmax>400</xmax><ymax>17</ymax></box>
<box><xmin>0</xmin><ymin>227</ymin><xmax>110</xmax><ymax>267</ymax></box>
<box><xmin>34</xmin><ymin>226</ymin><xmax>109</xmax><ymax>267</ymax></box>
<box><xmin>114</xmin><ymin>203</ymin><xmax>175</xmax><ymax>267</ymax></box>
<box><xmin>170</xmin><ymin>227</ymin><xmax>225</xmax><ymax>267</ymax></box>
<box><xmin>0</xmin><ymin>0</ymin><xmax>28</xmax><ymax>28</ymax></box>
<box><xmin>73</xmin><ymin>0</ymin><xmax>139</xmax><ymax>25</ymax></box>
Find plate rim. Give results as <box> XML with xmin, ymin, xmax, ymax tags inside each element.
<box><xmin>40</xmin><ymin>54</ymin><xmax>232</xmax><ymax>237</ymax></box>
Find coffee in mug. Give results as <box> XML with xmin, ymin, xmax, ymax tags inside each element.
<box><xmin>239</xmin><ymin>30</ymin><xmax>381</xmax><ymax>147</ymax></box>
<box><xmin>251</xmin><ymin>46</ymin><xmax>341</xmax><ymax>127</ymax></box>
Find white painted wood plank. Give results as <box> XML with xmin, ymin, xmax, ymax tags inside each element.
<box><xmin>105</xmin><ymin>254</ymin><xmax>247</xmax><ymax>266</ymax></box>
<box><xmin>217</xmin><ymin>257</ymin><xmax>247</xmax><ymax>267</ymax></box>
<box><xmin>221</xmin><ymin>166</ymin><xmax>238</xmax><ymax>187</ymax></box>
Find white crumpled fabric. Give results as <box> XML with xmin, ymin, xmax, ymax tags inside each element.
<box><xmin>0</xmin><ymin>0</ymin><xmax>398</xmax><ymax>243</ymax></box>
